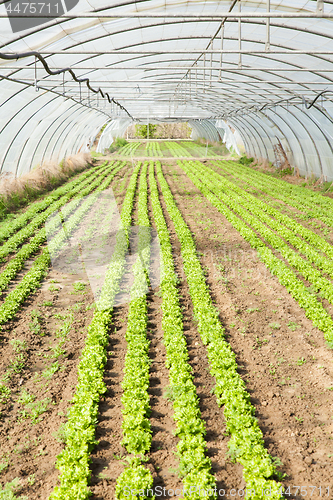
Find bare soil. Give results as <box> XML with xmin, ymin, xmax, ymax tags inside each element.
<box><xmin>164</xmin><ymin>161</ymin><xmax>333</xmax><ymax>498</ymax></box>
<box><xmin>1</xmin><ymin>153</ymin><xmax>333</xmax><ymax>500</ymax></box>
<box><xmin>0</xmin><ymin>164</ymin><xmax>130</xmax><ymax>499</ymax></box>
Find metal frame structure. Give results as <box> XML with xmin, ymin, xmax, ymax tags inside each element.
<box><xmin>1</xmin><ymin>0</ymin><xmax>333</xmax><ymax>179</ymax></box>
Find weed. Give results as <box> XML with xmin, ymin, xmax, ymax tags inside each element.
<box><xmin>271</xmin><ymin>456</ymin><xmax>283</xmax><ymax>467</ymax></box>
<box><xmin>53</xmin><ymin>313</ymin><xmax>68</xmax><ymax>321</ymax></box>
<box><xmin>0</xmin><ymin>385</ymin><xmax>11</xmax><ymax>403</ymax></box>
<box><xmin>42</xmin><ymin>361</ymin><xmax>60</xmax><ymax>379</ymax></box>
<box><xmin>0</xmin><ymin>478</ymin><xmax>27</xmax><ymax>499</ymax></box>
<box><xmin>239</xmin><ymin>155</ymin><xmax>254</xmax><ymax>166</ymax></box>
<box><xmin>287</xmin><ymin>321</ymin><xmax>300</xmax><ymax>331</ymax></box>
<box><xmin>41</xmin><ymin>301</ymin><xmax>54</xmax><ymax>307</ymax></box>
<box><xmin>0</xmin><ymin>458</ymin><xmax>9</xmax><ymax>473</ymax></box>
<box><xmin>9</xmin><ymin>339</ymin><xmax>27</xmax><ymax>354</ymax></box>
<box><xmin>71</xmin><ymin>302</ymin><xmax>84</xmax><ymax>312</ymax></box>
<box><xmin>53</xmin><ymin>423</ymin><xmax>69</xmax><ymax>444</ymax></box>
<box><xmin>296</xmin><ymin>357</ymin><xmax>307</xmax><ymax>366</ymax></box>
<box><xmin>48</xmin><ymin>344</ymin><xmax>66</xmax><ymax>359</ymax></box>
<box><xmin>18</xmin><ymin>389</ymin><xmax>36</xmax><ymax>405</ymax></box>
<box><xmin>275</xmin><ymin>471</ymin><xmax>288</xmax><ymax>481</ymax></box>
<box><xmin>269</xmin><ymin>322</ymin><xmax>281</xmax><ymax>330</ymax></box>
<box><xmin>48</xmin><ymin>284</ymin><xmax>60</xmax><ymax>293</ymax></box>
<box><xmin>29</xmin><ymin>310</ymin><xmax>44</xmax><ymax>336</ymax></box>
<box><xmin>26</xmin><ymin>474</ymin><xmax>36</xmax><ymax>486</ymax></box>
<box><xmin>247</xmin><ymin>307</ymin><xmax>260</xmax><ymax>313</ymax></box>
<box><xmin>70</xmin><ymin>281</ymin><xmax>87</xmax><ymax>295</ymax></box>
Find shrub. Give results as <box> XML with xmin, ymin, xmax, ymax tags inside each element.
<box><xmin>238</xmin><ymin>154</ymin><xmax>254</xmax><ymax>166</ymax></box>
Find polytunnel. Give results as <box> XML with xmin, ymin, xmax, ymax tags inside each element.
<box><xmin>1</xmin><ymin>0</ymin><xmax>333</xmax><ymax>178</ymax></box>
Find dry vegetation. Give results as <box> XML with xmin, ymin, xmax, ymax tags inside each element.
<box><xmin>0</xmin><ymin>153</ymin><xmax>92</xmax><ymax>220</ymax></box>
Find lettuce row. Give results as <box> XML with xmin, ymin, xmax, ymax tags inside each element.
<box><xmin>0</xmin><ymin>162</ymin><xmax>108</xmax><ymax>244</ymax></box>
<box><xmin>216</xmin><ymin>160</ymin><xmax>333</xmax><ymax>228</ymax></box>
<box><xmin>116</xmin><ymin>162</ymin><xmax>156</xmax><ymax>500</ymax></box>
<box><xmin>0</xmin><ymin>163</ymin><xmax>118</xmax><ymax>295</ymax></box>
<box><xmin>215</xmin><ymin>160</ymin><xmax>333</xmax><ymax>249</ymax></box>
<box><xmin>50</xmin><ymin>164</ymin><xmax>140</xmax><ymax>500</ymax></box>
<box><xmin>222</xmin><ymin>158</ymin><xmax>333</xmax><ymax>213</ymax></box>
<box><xmin>178</xmin><ymin>161</ymin><xmax>333</xmax><ymax>348</ymax></box>
<box><xmin>155</xmin><ymin>161</ymin><xmax>283</xmax><ymax>500</ymax></box>
<box><xmin>149</xmin><ymin>163</ymin><xmax>216</xmax><ymax>499</ymax></box>
<box><xmin>190</xmin><ymin>161</ymin><xmax>333</xmax><ymax>316</ymax></box>
<box><xmin>0</xmin><ymin>164</ymin><xmax>126</xmax><ymax>328</ymax></box>
<box><xmin>166</xmin><ymin>142</ymin><xmax>191</xmax><ymax>158</ymax></box>
<box><xmin>118</xmin><ymin>142</ymin><xmax>142</xmax><ymax>156</ymax></box>
<box><xmin>0</xmin><ymin>162</ymin><xmax>112</xmax><ymax>262</ymax></box>
<box><xmin>199</xmin><ymin>161</ymin><xmax>333</xmax><ymax>278</ymax></box>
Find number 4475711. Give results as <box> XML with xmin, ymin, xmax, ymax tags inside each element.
<box><xmin>6</xmin><ymin>3</ymin><xmax>60</xmax><ymax>14</ymax></box>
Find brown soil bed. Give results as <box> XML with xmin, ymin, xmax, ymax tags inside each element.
<box><xmin>1</xmin><ymin>154</ymin><xmax>332</xmax><ymax>499</ymax></box>
<box><xmin>164</xmin><ymin>161</ymin><xmax>333</xmax><ymax>498</ymax></box>
<box><xmin>0</xmin><ymin>165</ymin><xmax>130</xmax><ymax>499</ymax></box>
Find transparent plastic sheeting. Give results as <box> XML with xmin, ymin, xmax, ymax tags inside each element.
<box><xmin>96</xmin><ymin>119</ymin><xmax>132</xmax><ymax>154</ymax></box>
<box><xmin>1</xmin><ymin>0</ymin><xmax>333</xmax><ymax>177</ymax></box>
<box><xmin>227</xmin><ymin>104</ymin><xmax>333</xmax><ymax>181</ymax></box>
<box><xmin>45</xmin><ymin>187</ymin><xmax>161</xmax><ymax>307</ymax></box>
<box><xmin>0</xmin><ymin>80</ymin><xmax>107</xmax><ymax>175</ymax></box>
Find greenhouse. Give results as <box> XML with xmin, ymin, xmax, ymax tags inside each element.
<box><xmin>0</xmin><ymin>1</ymin><xmax>333</xmax><ymax>499</ymax></box>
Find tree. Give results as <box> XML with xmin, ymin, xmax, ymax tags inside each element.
<box><xmin>135</xmin><ymin>124</ymin><xmax>157</xmax><ymax>139</ymax></box>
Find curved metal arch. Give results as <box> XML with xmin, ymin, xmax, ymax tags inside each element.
<box><xmin>47</xmin><ymin>108</ymin><xmax>101</xmax><ymax>162</ymax></box>
<box><xmin>252</xmin><ymin>109</ymin><xmax>294</xmax><ymax>163</ymax></box>
<box><xmin>233</xmin><ymin>115</ymin><xmax>268</xmax><ymax>159</ymax></box>
<box><xmin>238</xmin><ymin>113</ymin><xmax>275</xmax><ymax>160</ymax></box>
<box><xmin>0</xmin><ymin>93</ymin><xmax>63</xmax><ymax>173</ymax></box>
<box><xmin>281</xmin><ymin>105</ymin><xmax>324</xmax><ymax>175</ymax></box>
<box><xmin>265</xmin><ymin>106</ymin><xmax>309</xmax><ymax>173</ymax></box>
<box><xmin>228</xmin><ymin>117</ymin><xmax>260</xmax><ymax>157</ymax></box>
<box><xmin>4</xmin><ymin>19</ymin><xmax>333</xmax><ymax>108</ymax></box>
<box><xmin>226</xmin><ymin>117</ymin><xmax>252</xmax><ymax>154</ymax></box>
<box><xmin>34</xmin><ymin>102</ymin><xmax>98</xmax><ymax>167</ymax></box>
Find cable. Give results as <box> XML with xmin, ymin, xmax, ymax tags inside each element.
<box><xmin>0</xmin><ymin>50</ymin><xmax>134</xmax><ymax>119</ymax></box>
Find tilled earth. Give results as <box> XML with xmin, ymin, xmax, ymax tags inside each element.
<box><xmin>0</xmin><ymin>157</ymin><xmax>332</xmax><ymax>500</ymax></box>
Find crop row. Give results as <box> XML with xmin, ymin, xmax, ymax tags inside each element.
<box><xmin>0</xmin><ymin>162</ymin><xmax>107</xmax><ymax>244</ymax></box>
<box><xmin>215</xmin><ymin>160</ymin><xmax>333</xmax><ymax>228</ymax></box>
<box><xmin>116</xmin><ymin>161</ymin><xmax>155</xmax><ymax>498</ymax></box>
<box><xmin>0</xmin><ymin>163</ymin><xmax>127</xmax><ymax>329</ymax></box>
<box><xmin>194</xmin><ymin>160</ymin><xmax>333</xmax><ymax>279</ymax></box>
<box><xmin>145</xmin><ymin>142</ymin><xmax>162</xmax><ymax>157</ymax></box>
<box><xmin>0</xmin><ymin>163</ymin><xmax>116</xmax><ymax>298</ymax></box>
<box><xmin>149</xmin><ymin>163</ymin><xmax>216</xmax><ymax>498</ymax></box>
<box><xmin>166</xmin><ymin>141</ymin><xmax>192</xmax><ymax>158</ymax></box>
<box><xmin>0</xmin><ymin>162</ymin><xmax>111</xmax><ymax>262</ymax></box>
<box><xmin>180</xmin><ymin>141</ymin><xmax>217</xmax><ymax>158</ymax></box>
<box><xmin>119</xmin><ymin>142</ymin><xmax>142</xmax><ymax>156</ymax></box>
<box><xmin>50</xmin><ymin>163</ymin><xmax>140</xmax><ymax>499</ymax></box>
<box><xmin>179</xmin><ymin>160</ymin><xmax>333</xmax><ymax>348</ymax></box>
<box><xmin>156</xmin><ymin>161</ymin><xmax>282</xmax><ymax>499</ymax></box>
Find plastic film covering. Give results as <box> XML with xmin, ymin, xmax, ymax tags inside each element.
<box><xmin>96</xmin><ymin>118</ymin><xmax>132</xmax><ymax>153</ymax></box>
<box><xmin>1</xmin><ymin>0</ymin><xmax>333</xmax><ymax>177</ymax></box>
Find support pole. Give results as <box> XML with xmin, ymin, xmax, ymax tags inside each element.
<box><xmin>203</xmin><ymin>52</ymin><xmax>206</xmax><ymax>93</ymax></box>
<box><xmin>34</xmin><ymin>56</ymin><xmax>39</xmax><ymax>92</ymax></box>
<box><xmin>219</xmin><ymin>23</ymin><xmax>224</xmax><ymax>80</ymax></box>
<box><xmin>210</xmin><ymin>41</ymin><xmax>213</xmax><ymax>87</ymax></box>
<box><xmin>266</xmin><ymin>0</ymin><xmax>271</xmax><ymax>51</ymax></box>
<box><xmin>317</xmin><ymin>0</ymin><xmax>324</xmax><ymax>15</ymax></box>
<box><xmin>238</xmin><ymin>0</ymin><xmax>242</xmax><ymax>69</ymax></box>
